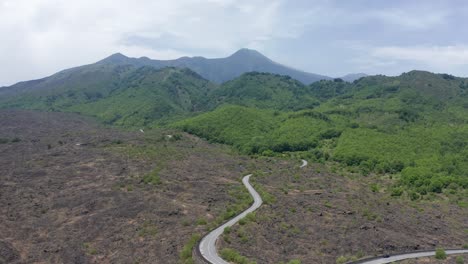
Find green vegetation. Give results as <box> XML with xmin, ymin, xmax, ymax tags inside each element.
<box><xmin>179</xmin><ymin>234</ymin><xmax>201</xmax><ymax>264</ymax></box>
<box><xmin>196</xmin><ymin>218</ymin><xmax>207</xmax><ymax>226</ymax></box>
<box><xmin>206</xmin><ymin>179</ymin><xmax>256</xmax><ymax>231</ymax></box>
<box><xmin>176</xmin><ymin>105</ymin><xmax>335</xmax><ymax>154</ymax></box>
<box><xmin>137</xmin><ymin>220</ymin><xmax>157</xmax><ymax>237</ymax></box>
<box><xmin>211</xmin><ymin>72</ymin><xmax>319</xmax><ymax>110</ymax></box>
<box><xmin>223</xmin><ymin>226</ymin><xmax>231</xmax><ymax>234</ymax></box>
<box><xmin>335</xmin><ymin>256</ymin><xmax>347</xmax><ymax>264</ymax></box>
<box><xmin>220</xmin><ymin>248</ymin><xmax>256</xmax><ymax>264</ymax></box>
<box><xmin>456</xmin><ymin>255</ymin><xmax>464</xmax><ymax>264</ymax></box>
<box><xmin>2</xmin><ymin>66</ymin><xmax>468</xmax><ymax>199</ymax></box>
<box><xmin>142</xmin><ymin>168</ymin><xmax>162</xmax><ymax>185</ymax></box>
<box><xmin>239</xmin><ymin>212</ymin><xmax>257</xmax><ymax>225</ymax></box>
<box><xmin>82</xmin><ymin>242</ymin><xmax>98</xmax><ymax>255</ymax></box>
<box><xmin>1</xmin><ymin>66</ymin><xmax>215</xmax><ymax>127</ymax></box>
<box><xmin>177</xmin><ymin>71</ymin><xmax>468</xmax><ymax>198</ymax></box>
<box><xmin>435</xmin><ymin>248</ymin><xmax>447</xmax><ymax>260</ymax></box>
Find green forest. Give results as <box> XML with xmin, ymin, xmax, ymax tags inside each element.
<box><xmin>2</xmin><ymin>67</ymin><xmax>468</xmax><ymax>198</ymax></box>
<box><xmin>176</xmin><ymin>71</ymin><xmax>468</xmax><ymax>198</ymax></box>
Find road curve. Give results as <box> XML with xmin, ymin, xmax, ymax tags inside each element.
<box><xmin>198</xmin><ymin>175</ymin><xmax>263</xmax><ymax>264</ymax></box>
<box><xmin>351</xmin><ymin>249</ymin><xmax>468</xmax><ymax>264</ymax></box>
<box><xmin>197</xmin><ymin>160</ymin><xmax>308</xmax><ymax>263</ymax></box>
<box><xmin>196</xmin><ymin>160</ymin><xmax>465</xmax><ymax>264</ymax></box>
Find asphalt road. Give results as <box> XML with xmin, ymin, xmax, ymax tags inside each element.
<box><xmin>198</xmin><ymin>174</ymin><xmax>263</xmax><ymax>264</ymax></box>
<box><xmin>197</xmin><ymin>160</ymin><xmax>466</xmax><ymax>264</ymax></box>
<box><xmin>198</xmin><ymin>160</ymin><xmax>309</xmax><ymax>263</ymax></box>
<box><xmin>353</xmin><ymin>249</ymin><xmax>468</xmax><ymax>264</ymax></box>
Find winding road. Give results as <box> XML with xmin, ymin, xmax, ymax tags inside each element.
<box><xmin>198</xmin><ymin>174</ymin><xmax>262</xmax><ymax>264</ymax></box>
<box><xmin>196</xmin><ymin>159</ymin><xmax>467</xmax><ymax>264</ymax></box>
<box><xmin>198</xmin><ymin>159</ymin><xmax>308</xmax><ymax>263</ymax></box>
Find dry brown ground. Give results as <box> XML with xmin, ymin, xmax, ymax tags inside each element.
<box><xmin>0</xmin><ymin>110</ymin><xmax>253</xmax><ymax>264</ymax></box>
<box><xmin>219</xmin><ymin>159</ymin><xmax>468</xmax><ymax>264</ymax></box>
<box><xmin>0</xmin><ymin>110</ymin><xmax>466</xmax><ymax>264</ymax></box>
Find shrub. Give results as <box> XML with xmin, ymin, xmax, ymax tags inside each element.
<box><xmin>142</xmin><ymin>169</ymin><xmax>161</xmax><ymax>185</ymax></box>
<box><xmin>370</xmin><ymin>183</ymin><xmax>380</xmax><ymax>193</ymax></box>
<box><xmin>244</xmin><ymin>212</ymin><xmax>257</xmax><ymax>223</ymax></box>
<box><xmin>435</xmin><ymin>248</ymin><xmax>446</xmax><ymax>260</ymax></box>
<box><xmin>336</xmin><ymin>256</ymin><xmax>347</xmax><ymax>264</ymax></box>
<box><xmin>320</xmin><ymin>129</ymin><xmax>342</xmax><ymax>139</ymax></box>
<box><xmin>196</xmin><ymin>218</ymin><xmax>207</xmax><ymax>225</ymax></box>
<box><xmin>172</xmin><ymin>134</ymin><xmax>182</xmax><ymax>141</ymax></box>
<box><xmin>82</xmin><ymin>243</ymin><xmax>98</xmax><ymax>255</ymax></box>
<box><xmin>456</xmin><ymin>256</ymin><xmax>464</xmax><ymax>264</ymax></box>
<box><xmin>137</xmin><ymin>220</ymin><xmax>157</xmax><ymax>237</ymax></box>
<box><xmin>179</xmin><ymin>234</ymin><xmax>201</xmax><ymax>263</ymax></box>
<box><xmin>112</xmin><ymin>139</ymin><xmax>123</xmax><ymax>144</ymax></box>
<box><xmin>239</xmin><ymin>218</ymin><xmax>247</xmax><ymax>225</ymax></box>
<box><xmin>220</xmin><ymin>248</ymin><xmax>256</xmax><ymax>264</ymax></box>
<box><xmin>390</xmin><ymin>187</ymin><xmax>403</xmax><ymax>197</ymax></box>
<box><xmin>409</xmin><ymin>191</ymin><xmax>420</xmax><ymax>201</ymax></box>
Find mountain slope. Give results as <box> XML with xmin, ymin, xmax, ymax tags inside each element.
<box><xmin>178</xmin><ymin>71</ymin><xmax>468</xmax><ymax>196</ymax></box>
<box><xmin>340</xmin><ymin>73</ymin><xmax>368</xmax><ymax>82</ymax></box>
<box><xmin>97</xmin><ymin>48</ymin><xmax>331</xmax><ymax>84</ymax></box>
<box><xmin>176</xmin><ymin>105</ymin><xmax>336</xmax><ymax>154</ymax></box>
<box><xmin>0</xmin><ymin>65</ymin><xmax>216</xmax><ymax>126</ymax></box>
<box><xmin>70</xmin><ymin>67</ymin><xmax>216</xmax><ymax>126</ymax></box>
<box><xmin>209</xmin><ymin>72</ymin><xmax>319</xmax><ymax>111</ymax></box>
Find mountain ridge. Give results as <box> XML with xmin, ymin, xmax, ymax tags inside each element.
<box><xmin>97</xmin><ymin>48</ymin><xmax>332</xmax><ymax>84</ymax></box>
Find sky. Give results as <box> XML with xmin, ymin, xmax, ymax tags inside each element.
<box><xmin>1</xmin><ymin>0</ymin><xmax>468</xmax><ymax>86</ymax></box>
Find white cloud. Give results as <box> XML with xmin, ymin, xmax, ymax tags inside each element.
<box><xmin>367</xmin><ymin>8</ymin><xmax>448</xmax><ymax>30</ymax></box>
<box><xmin>0</xmin><ymin>0</ymin><xmax>466</xmax><ymax>85</ymax></box>
<box><xmin>0</xmin><ymin>0</ymin><xmax>312</xmax><ymax>86</ymax></box>
<box><xmin>372</xmin><ymin>45</ymin><xmax>468</xmax><ymax>66</ymax></box>
<box><xmin>348</xmin><ymin>45</ymin><xmax>468</xmax><ymax>76</ymax></box>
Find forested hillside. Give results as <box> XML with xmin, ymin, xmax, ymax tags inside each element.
<box><xmin>177</xmin><ymin>71</ymin><xmax>468</xmax><ymax>198</ymax></box>
<box><xmin>0</xmin><ymin>66</ymin><xmax>216</xmax><ymax>126</ymax></box>
<box><xmin>1</xmin><ymin>65</ymin><xmax>467</xmax><ymax>198</ymax></box>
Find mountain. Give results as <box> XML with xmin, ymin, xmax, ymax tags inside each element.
<box><xmin>1</xmin><ymin>58</ymin><xmax>467</xmax><ymax>197</ymax></box>
<box><xmin>339</xmin><ymin>73</ymin><xmax>368</xmax><ymax>82</ymax></box>
<box><xmin>209</xmin><ymin>72</ymin><xmax>320</xmax><ymax>110</ymax></box>
<box><xmin>0</xmin><ymin>65</ymin><xmax>216</xmax><ymax>126</ymax></box>
<box><xmin>0</xmin><ymin>48</ymin><xmax>332</xmax><ymax>112</ymax></box>
<box><xmin>97</xmin><ymin>48</ymin><xmax>332</xmax><ymax>84</ymax></box>
<box><xmin>177</xmin><ymin>70</ymin><xmax>468</xmax><ymax>196</ymax></box>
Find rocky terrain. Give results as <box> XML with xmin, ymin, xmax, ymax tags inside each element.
<box><xmin>219</xmin><ymin>160</ymin><xmax>468</xmax><ymax>263</ymax></box>
<box><xmin>0</xmin><ymin>110</ymin><xmax>254</xmax><ymax>263</ymax></box>
<box><xmin>0</xmin><ymin>110</ymin><xmax>466</xmax><ymax>264</ymax></box>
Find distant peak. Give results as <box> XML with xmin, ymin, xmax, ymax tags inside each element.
<box><xmin>99</xmin><ymin>52</ymin><xmax>129</xmax><ymax>64</ymax></box>
<box><xmin>229</xmin><ymin>48</ymin><xmax>267</xmax><ymax>58</ymax></box>
<box><xmin>109</xmin><ymin>52</ymin><xmax>128</xmax><ymax>59</ymax></box>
